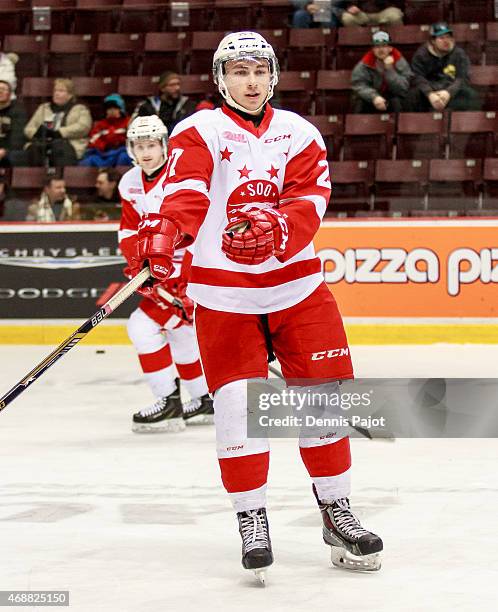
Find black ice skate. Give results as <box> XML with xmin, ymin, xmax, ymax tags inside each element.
<box><xmin>182</xmin><ymin>394</ymin><xmax>214</xmax><ymax>425</ymax></box>
<box><xmin>315</xmin><ymin>488</ymin><xmax>383</xmax><ymax>571</ymax></box>
<box><xmin>132</xmin><ymin>379</ymin><xmax>185</xmax><ymax>433</ymax></box>
<box><xmin>237</xmin><ymin>508</ymin><xmax>273</xmax><ymax>585</ymax></box>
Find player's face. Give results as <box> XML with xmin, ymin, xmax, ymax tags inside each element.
<box><xmin>224</xmin><ymin>59</ymin><xmax>271</xmax><ymax>113</ymax></box>
<box><xmin>132</xmin><ymin>139</ymin><xmax>164</xmax><ymax>172</ymax></box>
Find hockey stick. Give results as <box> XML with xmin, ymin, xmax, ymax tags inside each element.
<box><xmin>0</xmin><ymin>267</ymin><xmax>151</xmax><ymax>413</ymax></box>
<box><xmin>267</xmin><ymin>363</ymin><xmax>375</xmax><ymax>440</ymax></box>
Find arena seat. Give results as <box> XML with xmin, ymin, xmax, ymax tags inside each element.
<box><xmin>374</xmin><ymin>159</ymin><xmax>429</xmax><ymax>212</ymax></box>
<box><xmin>212</xmin><ymin>0</ymin><xmax>256</xmax><ymax>31</ymax></box>
<box><xmin>386</xmin><ymin>24</ymin><xmax>428</xmax><ymax>63</ymax></box>
<box><xmin>0</xmin><ymin>0</ymin><xmax>29</xmax><ymax>36</ymax></box>
<box><xmin>287</xmin><ymin>29</ymin><xmax>327</xmax><ymax>71</ymax></box>
<box><xmin>315</xmin><ymin>70</ymin><xmax>353</xmax><ymax>115</ymax></box>
<box><xmin>453</xmin><ymin>0</ymin><xmax>494</xmax><ymax>23</ymax></box>
<box><xmin>335</xmin><ymin>27</ymin><xmax>373</xmax><ymax>70</ymax></box>
<box><xmin>470</xmin><ymin>65</ymin><xmax>498</xmax><ymax>111</ymax></box>
<box><xmin>119</xmin><ymin>0</ymin><xmax>166</xmax><ymax>35</ymax></box>
<box><xmin>94</xmin><ymin>33</ymin><xmax>144</xmax><ymax>77</ymax></box>
<box><xmin>328</xmin><ymin>160</ymin><xmax>374</xmax><ymax>214</ymax></box>
<box><xmin>142</xmin><ymin>32</ymin><xmax>189</xmax><ymax>75</ymax></box>
<box><xmin>189</xmin><ymin>31</ymin><xmax>226</xmax><ymax>74</ymax></box>
<box><xmin>274</xmin><ymin>71</ymin><xmax>315</xmax><ymax>115</ymax></box>
<box><xmin>482</xmin><ymin>158</ymin><xmax>498</xmax><ymax>209</ymax></box>
<box><xmin>73</xmin><ymin>0</ymin><xmax>118</xmax><ymax>35</ymax></box>
<box><xmin>304</xmin><ymin>115</ymin><xmax>343</xmax><ymax>161</ymax></box>
<box><xmin>3</xmin><ymin>35</ymin><xmax>49</xmax><ymax>80</ymax></box>
<box><xmin>448</xmin><ymin>111</ymin><xmax>497</xmax><ymax>159</ymax></box>
<box><xmin>48</xmin><ymin>34</ymin><xmax>96</xmax><ymax>78</ymax></box>
<box><xmin>404</xmin><ymin>0</ymin><xmax>446</xmax><ymax>25</ymax></box>
<box><xmin>396</xmin><ymin>112</ymin><xmax>446</xmax><ymax>160</ymax></box>
<box><xmin>343</xmin><ymin>114</ymin><xmax>395</xmax><ymax>161</ymax></box>
<box><xmin>258</xmin><ymin>0</ymin><xmax>294</xmax><ymax>29</ymax></box>
<box><xmin>428</xmin><ymin>158</ymin><xmax>482</xmax><ymax>211</ymax></box>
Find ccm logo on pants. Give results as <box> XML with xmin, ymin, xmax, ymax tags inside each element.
<box><xmin>311</xmin><ymin>348</ymin><xmax>349</xmax><ymax>361</ymax></box>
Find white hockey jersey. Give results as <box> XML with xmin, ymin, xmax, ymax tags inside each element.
<box><xmin>118</xmin><ymin>164</ymin><xmax>186</xmax><ymax>277</ymax></box>
<box><xmin>161</xmin><ymin>104</ymin><xmax>331</xmax><ymax>313</ymax></box>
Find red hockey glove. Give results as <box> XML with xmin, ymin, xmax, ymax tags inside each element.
<box><xmin>152</xmin><ymin>280</ymin><xmax>194</xmax><ymax>324</ymax></box>
<box><xmin>222</xmin><ymin>208</ymin><xmax>289</xmax><ymax>265</ymax></box>
<box><xmin>136</xmin><ymin>213</ymin><xmax>181</xmax><ymax>281</ymax></box>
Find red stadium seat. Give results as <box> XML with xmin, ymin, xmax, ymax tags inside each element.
<box><xmin>287</xmin><ymin>29</ymin><xmax>327</xmax><ymax>71</ymax></box>
<box><xmin>0</xmin><ymin>0</ymin><xmax>29</xmax><ymax>36</ymax></box>
<box><xmin>48</xmin><ymin>34</ymin><xmax>96</xmax><ymax>78</ymax></box>
<box><xmin>212</xmin><ymin>0</ymin><xmax>256</xmax><ymax>31</ymax></box>
<box><xmin>257</xmin><ymin>29</ymin><xmax>289</xmax><ymax>66</ymax></box>
<box><xmin>482</xmin><ymin>158</ymin><xmax>498</xmax><ymax>209</ymax></box>
<box><xmin>142</xmin><ymin>32</ymin><xmax>189</xmax><ymax>75</ymax></box>
<box><xmin>428</xmin><ymin>158</ymin><xmax>482</xmax><ymax>210</ymax></box>
<box><xmin>11</xmin><ymin>167</ymin><xmax>58</xmax><ymax>199</ymax></box>
<box><xmin>315</xmin><ymin>70</ymin><xmax>353</xmax><ymax>115</ymax></box>
<box><xmin>470</xmin><ymin>65</ymin><xmax>498</xmax><ymax>111</ymax></box>
<box><xmin>404</xmin><ymin>0</ymin><xmax>446</xmax><ymax>25</ymax></box>
<box><xmin>335</xmin><ymin>27</ymin><xmax>374</xmax><ymax>70</ymax></box>
<box><xmin>453</xmin><ymin>0</ymin><xmax>494</xmax><ymax>23</ymax></box>
<box><xmin>304</xmin><ymin>115</ymin><xmax>343</xmax><ymax>160</ymax></box>
<box><xmin>448</xmin><ymin>111</ymin><xmax>497</xmax><ymax>159</ymax></box>
<box><xmin>178</xmin><ymin>73</ymin><xmax>216</xmax><ymax>105</ymax></box>
<box><xmin>451</xmin><ymin>23</ymin><xmax>484</xmax><ymax>65</ymax></box>
<box><xmin>343</xmin><ymin>114</ymin><xmax>395</xmax><ymax>161</ymax></box>
<box><xmin>71</xmin><ymin>76</ymin><xmax>119</xmax><ymax>116</ymax></box>
<box><xmin>119</xmin><ymin>0</ymin><xmax>165</xmax><ymax>34</ymax></box>
<box><xmin>94</xmin><ymin>33</ymin><xmax>144</xmax><ymax>77</ymax></box>
<box><xmin>386</xmin><ymin>25</ymin><xmax>428</xmax><ymax>63</ymax></box>
<box><xmin>117</xmin><ymin>76</ymin><xmax>158</xmax><ymax>110</ymax></box>
<box><xmin>485</xmin><ymin>22</ymin><xmax>498</xmax><ymax>65</ymax></box>
<box><xmin>396</xmin><ymin>112</ymin><xmax>447</xmax><ymax>159</ymax></box>
<box><xmin>73</xmin><ymin>0</ymin><xmax>118</xmax><ymax>34</ymax></box>
<box><xmin>374</xmin><ymin>159</ymin><xmax>429</xmax><ymax>212</ymax></box>
<box><xmin>189</xmin><ymin>31</ymin><xmax>226</xmax><ymax>74</ymax></box>
<box><xmin>274</xmin><ymin>71</ymin><xmax>315</xmax><ymax>115</ymax></box>
<box><xmin>258</xmin><ymin>0</ymin><xmax>294</xmax><ymax>29</ymax></box>
<box><xmin>327</xmin><ymin>160</ymin><xmax>374</xmax><ymax>214</ymax></box>
<box><xmin>3</xmin><ymin>35</ymin><xmax>49</xmax><ymax>80</ymax></box>
<box><xmin>21</xmin><ymin>77</ymin><xmax>54</xmax><ymax>113</ymax></box>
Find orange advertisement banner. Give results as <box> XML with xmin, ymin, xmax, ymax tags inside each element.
<box><xmin>314</xmin><ymin>220</ymin><xmax>498</xmax><ymax>318</ymax></box>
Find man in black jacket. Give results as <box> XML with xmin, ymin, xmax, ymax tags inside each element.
<box><xmin>410</xmin><ymin>22</ymin><xmax>480</xmax><ymax>112</ymax></box>
<box><xmin>132</xmin><ymin>72</ymin><xmax>198</xmax><ymax>134</ymax></box>
<box><xmin>0</xmin><ymin>80</ymin><xmax>26</xmax><ymax>167</ymax></box>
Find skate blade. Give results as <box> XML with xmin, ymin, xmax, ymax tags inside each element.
<box><xmin>184</xmin><ymin>414</ymin><xmax>214</xmax><ymax>426</ymax></box>
<box><xmin>330</xmin><ymin>547</ymin><xmax>381</xmax><ymax>572</ymax></box>
<box><xmin>132</xmin><ymin>418</ymin><xmax>186</xmax><ymax>434</ymax></box>
<box><xmin>252</xmin><ymin>568</ymin><xmax>268</xmax><ymax>586</ymax></box>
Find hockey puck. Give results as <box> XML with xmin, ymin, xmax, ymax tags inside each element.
<box><xmin>96</xmin><ymin>349</ymin><xmax>106</xmax><ymax>354</ymax></box>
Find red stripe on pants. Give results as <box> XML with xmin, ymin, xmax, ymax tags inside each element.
<box><xmin>139</xmin><ymin>344</ymin><xmax>173</xmax><ymax>373</ymax></box>
<box><xmin>219</xmin><ymin>451</ymin><xmax>270</xmax><ymax>493</ymax></box>
<box><xmin>299</xmin><ymin>437</ymin><xmax>351</xmax><ymax>478</ymax></box>
<box><xmin>176</xmin><ymin>360</ymin><xmax>203</xmax><ymax>381</ymax></box>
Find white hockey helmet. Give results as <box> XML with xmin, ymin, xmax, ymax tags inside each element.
<box><xmin>126</xmin><ymin>115</ymin><xmax>168</xmax><ymax>165</ymax></box>
<box><xmin>212</xmin><ymin>31</ymin><xmax>279</xmax><ymax>113</ymax></box>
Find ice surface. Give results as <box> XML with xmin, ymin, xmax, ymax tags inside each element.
<box><xmin>1</xmin><ymin>344</ymin><xmax>497</xmax><ymax>612</ymax></box>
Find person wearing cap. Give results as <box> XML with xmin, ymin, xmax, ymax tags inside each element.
<box><xmin>132</xmin><ymin>71</ymin><xmax>198</xmax><ymax>134</ymax></box>
<box><xmin>0</xmin><ymin>79</ymin><xmax>26</xmax><ymax>167</ymax></box>
<box><xmin>351</xmin><ymin>31</ymin><xmax>412</xmax><ymax>113</ymax></box>
<box><xmin>24</xmin><ymin>78</ymin><xmax>92</xmax><ymax>167</ymax></box>
<box><xmin>410</xmin><ymin>22</ymin><xmax>480</xmax><ymax>112</ymax></box>
<box><xmin>80</xmin><ymin>94</ymin><xmax>132</xmax><ymax>167</ymax></box>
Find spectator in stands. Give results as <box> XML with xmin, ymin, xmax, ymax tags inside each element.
<box><xmin>0</xmin><ymin>80</ymin><xmax>26</xmax><ymax>167</ymax></box>
<box><xmin>292</xmin><ymin>1</ymin><xmax>341</xmax><ymax>28</ymax></box>
<box><xmin>24</xmin><ymin>78</ymin><xmax>92</xmax><ymax>167</ymax></box>
<box><xmin>26</xmin><ymin>176</ymin><xmax>80</xmax><ymax>222</ymax></box>
<box><xmin>351</xmin><ymin>31</ymin><xmax>412</xmax><ymax>113</ymax></box>
<box><xmin>80</xmin><ymin>94</ymin><xmax>132</xmax><ymax>167</ymax></box>
<box><xmin>410</xmin><ymin>22</ymin><xmax>481</xmax><ymax>112</ymax></box>
<box><xmin>95</xmin><ymin>168</ymin><xmax>121</xmax><ymax>204</ymax></box>
<box><xmin>293</xmin><ymin>1</ymin><xmax>402</xmax><ymax>28</ymax></box>
<box><xmin>0</xmin><ymin>52</ymin><xmax>18</xmax><ymax>95</ymax></box>
<box><xmin>132</xmin><ymin>71</ymin><xmax>198</xmax><ymax>134</ymax></box>
<box><xmin>339</xmin><ymin>1</ymin><xmax>403</xmax><ymax>26</ymax></box>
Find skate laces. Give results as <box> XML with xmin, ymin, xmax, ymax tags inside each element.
<box><xmin>331</xmin><ymin>499</ymin><xmax>370</xmax><ymax>540</ymax></box>
<box><xmin>182</xmin><ymin>398</ymin><xmax>201</xmax><ymax>414</ymax></box>
<box><xmin>239</xmin><ymin>510</ymin><xmax>269</xmax><ymax>553</ymax></box>
<box><xmin>139</xmin><ymin>396</ymin><xmax>168</xmax><ymax>418</ymax></box>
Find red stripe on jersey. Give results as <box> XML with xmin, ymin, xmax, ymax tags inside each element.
<box><xmin>278</xmin><ymin>138</ymin><xmax>331</xmax><ymax>261</ymax></box>
<box><xmin>138</xmin><ymin>344</ymin><xmax>173</xmax><ymax>374</ymax></box>
<box><xmin>176</xmin><ymin>359</ymin><xmax>203</xmax><ymax>381</ymax></box>
<box><xmin>189</xmin><ymin>257</ymin><xmax>321</xmax><ymax>288</ymax></box>
<box><xmin>119</xmin><ymin>197</ymin><xmax>140</xmax><ymax>232</ymax></box>
<box><xmin>218</xmin><ymin>451</ymin><xmax>270</xmax><ymax>493</ymax></box>
<box><xmin>299</xmin><ymin>437</ymin><xmax>351</xmax><ymax>478</ymax></box>
<box><xmin>161</xmin><ymin>126</ymin><xmax>214</xmax><ymax>241</ymax></box>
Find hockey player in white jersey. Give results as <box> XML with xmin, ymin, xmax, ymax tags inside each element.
<box><xmin>132</xmin><ymin>33</ymin><xmax>383</xmax><ymax>580</ymax></box>
<box><xmin>118</xmin><ymin>115</ymin><xmax>213</xmax><ymax>432</ymax></box>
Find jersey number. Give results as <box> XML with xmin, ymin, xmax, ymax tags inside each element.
<box><xmin>166</xmin><ymin>148</ymin><xmax>184</xmax><ymax>177</ymax></box>
<box><xmin>317</xmin><ymin>159</ymin><xmax>330</xmax><ymax>188</ymax></box>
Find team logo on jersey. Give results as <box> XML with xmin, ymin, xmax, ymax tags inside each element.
<box><xmin>222</xmin><ymin>130</ymin><xmax>248</xmax><ymax>143</ymax></box>
<box><xmin>226</xmin><ymin>180</ymin><xmax>280</xmax><ymax>222</ymax></box>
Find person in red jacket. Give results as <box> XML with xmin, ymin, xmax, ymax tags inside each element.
<box><xmin>80</xmin><ymin>94</ymin><xmax>132</xmax><ymax>167</ymax></box>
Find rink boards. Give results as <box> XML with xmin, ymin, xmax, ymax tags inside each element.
<box><xmin>1</xmin><ymin>219</ymin><xmax>497</xmax><ymax>344</ymax></box>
